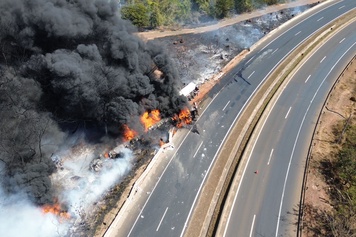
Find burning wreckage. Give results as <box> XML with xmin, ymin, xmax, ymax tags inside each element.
<box><xmin>47</xmin><ymin>106</ymin><xmax>198</xmax><ymax>225</ymax></box>
<box><xmin>9</xmin><ymin>53</ymin><xmax>200</xmax><ymax>235</ymax></box>
<box><xmin>90</xmin><ymin>106</ymin><xmax>198</xmax><ymax>172</ymax></box>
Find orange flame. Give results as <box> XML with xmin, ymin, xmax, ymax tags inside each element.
<box><xmin>104</xmin><ymin>152</ymin><xmax>109</xmax><ymax>158</ymax></box>
<box><xmin>123</xmin><ymin>124</ymin><xmax>138</xmax><ymax>141</ymax></box>
<box><xmin>140</xmin><ymin>110</ymin><xmax>161</xmax><ymax>131</ymax></box>
<box><xmin>173</xmin><ymin>108</ymin><xmax>192</xmax><ymax>128</ymax></box>
<box><xmin>42</xmin><ymin>202</ymin><xmax>70</xmax><ymax>220</ymax></box>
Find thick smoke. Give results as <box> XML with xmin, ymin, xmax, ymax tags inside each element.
<box><xmin>0</xmin><ymin>0</ymin><xmax>186</xmax><ymax>221</ymax></box>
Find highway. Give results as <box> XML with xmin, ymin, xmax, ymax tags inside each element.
<box><xmin>111</xmin><ymin>1</ymin><xmax>356</xmax><ymax>236</ymax></box>
<box><xmin>221</xmin><ymin>20</ymin><xmax>356</xmax><ymax>237</ymax></box>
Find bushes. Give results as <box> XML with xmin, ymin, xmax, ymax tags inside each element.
<box><xmin>121</xmin><ymin>4</ymin><xmax>150</xmax><ymax>27</ymax></box>
<box><xmin>120</xmin><ymin>0</ymin><xmax>283</xmax><ymax>27</ymax></box>
<box><xmin>327</xmin><ymin>122</ymin><xmax>356</xmax><ymax>235</ymax></box>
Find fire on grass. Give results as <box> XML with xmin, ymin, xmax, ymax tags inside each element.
<box><xmin>41</xmin><ymin>199</ymin><xmax>70</xmax><ymax>221</ymax></box>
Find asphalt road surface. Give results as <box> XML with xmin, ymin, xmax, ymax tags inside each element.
<box><xmin>113</xmin><ymin>1</ymin><xmax>356</xmax><ymax>236</ymax></box>
<box><xmin>222</xmin><ymin>18</ymin><xmax>356</xmax><ymax>237</ymax></box>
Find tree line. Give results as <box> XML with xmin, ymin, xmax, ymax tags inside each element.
<box><xmin>120</xmin><ymin>0</ymin><xmax>280</xmax><ymax>28</ymax></box>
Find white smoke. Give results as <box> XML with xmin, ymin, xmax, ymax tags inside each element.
<box><xmin>52</xmin><ymin>143</ymin><xmax>134</xmax><ymax>214</ymax></box>
<box><xmin>0</xmin><ymin>187</ymin><xmax>70</xmax><ymax>237</ymax></box>
<box><xmin>0</xmin><ymin>139</ymin><xmax>134</xmax><ymax>237</ymax></box>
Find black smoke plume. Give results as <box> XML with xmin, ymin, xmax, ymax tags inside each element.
<box><xmin>0</xmin><ymin>0</ymin><xmax>186</xmax><ymax>205</ymax></box>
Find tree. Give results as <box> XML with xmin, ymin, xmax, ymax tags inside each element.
<box><xmin>150</xmin><ymin>6</ymin><xmax>164</xmax><ymax>28</ymax></box>
<box><xmin>336</xmin><ymin>146</ymin><xmax>356</xmax><ymax>186</ymax></box>
<box><xmin>121</xmin><ymin>4</ymin><xmax>150</xmax><ymax>28</ymax></box>
<box><xmin>177</xmin><ymin>0</ymin><xmax>192</xmax><ymax>22</ymax></box>
<box><xmin>215</xmin><ymin>0</ymin><xmax>234</xmax><ymax>18</ymax></box>
<box><xmin>234</xmin><ymin>0</ymin><xmax>253</xmax><ymax>14</ymax></box>
<box><xmin>191</xmin><ymin>0</ymin><xmax>214</xmax><ymax>16</ymax></box>
<box><xmin>264</xmin><ymin>0</ymin><xmax>278</xmax><ymax>5</ymax></box>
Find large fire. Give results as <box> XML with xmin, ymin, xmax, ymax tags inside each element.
<box><xmin>122</xmin><ymin>124</ymin><xmax>138</xmax><ymax>141</ymax></box>
<box><xmin>41</xmin><ymin>201</ymin><xmax>70</xmax><ymax>221</ymax></box>
<box><xmin>140</xmin><ymin>109</ymin><xmax>161</xmax><ymax>131</ymax></box>
<box><xmin>173</xmin><ymin>108</ymin><xmax>192</xmax><ymax>128</ymax></box>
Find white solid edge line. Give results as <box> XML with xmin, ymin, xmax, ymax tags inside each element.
<box><xmin>274</xmin><ymin>41</ymin><xmax>356</xmax><ymax>237</ymax></box>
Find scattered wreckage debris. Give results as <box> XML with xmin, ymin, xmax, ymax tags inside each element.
<box><xmin>179</xmin><ymin>82</ymin><xmax>200</xmax><ymax>101</ymax></box>
<box><xmin>90</xmin><ymin>144</ymin><xmax>132</xmax><ymax>172</ymax></box>
<box><xmin>160</xmin><ymin>128</ymin><xmax>176</xmax><ymax>152</ymax></box>
<box><xmin>191</xmin><ymin>124</ymin><xmax>200</xmax><ymax>135</ymax></box>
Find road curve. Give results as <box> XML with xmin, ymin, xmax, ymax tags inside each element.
<box><xmin>220</xmin><ymin>19</ymin><xmax>356</xmax><ymax>237</ymax></box>
<box><xmin>107</xmin><ymin>1</ymin><xmax>356</xmax><ymax>236</ymax></box>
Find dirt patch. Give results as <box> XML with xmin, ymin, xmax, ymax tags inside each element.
<box><xmin>302</xmin><ymin>57</ymin><xmax>356</xmax><ymax>236</ymax></box>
